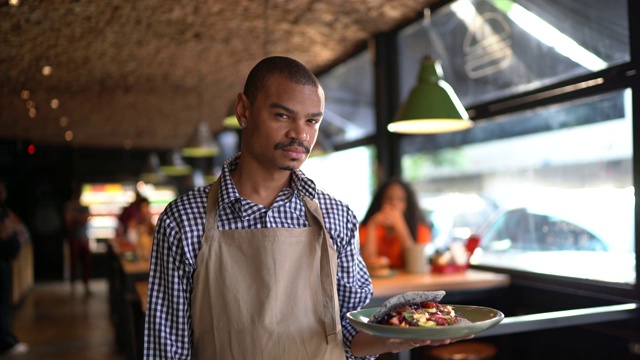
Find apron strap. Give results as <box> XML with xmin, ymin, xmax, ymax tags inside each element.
<box><xmin>303</xmin><ymin>196</ymin><xmax>340</xmax><ymax>344</ymax></box>
<box><xmin>204</xmin><ymin>180</ymin><xmax>221</xmax><ymax>234</ymax></box>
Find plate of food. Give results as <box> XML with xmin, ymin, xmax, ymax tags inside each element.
<box><xmin>347</xmin><ymin>291</ymin><xmax>504</xmax><ymax>340</ymax></box>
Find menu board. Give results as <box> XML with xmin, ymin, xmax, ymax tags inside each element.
<box><xmin>80</xmin><ymin>182</ymin><xmax>176</xmax><ymax>252</ymax></box>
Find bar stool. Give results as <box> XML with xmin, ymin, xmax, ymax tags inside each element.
<box><xmin>424</xmin><ymin>341</ymin><xmax>498</xmax><ymax>360</ymax></box>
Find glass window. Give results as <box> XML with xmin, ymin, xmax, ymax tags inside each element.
<box><xmin>302</xmin><ymin>145</ymin><xmax>376</xmax><ymax>221</ymax></box>
<box><xmin>319</xmin><ymin>51</ymin><xmax>376</xmax><ymax>147</ymax></box>
<box><xmin>401</xmin><ymin>89</ymin><xmax>634</xmax><ymax>284</ymax></box>
<box><xmin>398</xmin><ymin>0</ymin><xmax>630</xmax><ymax>107</ymax></box>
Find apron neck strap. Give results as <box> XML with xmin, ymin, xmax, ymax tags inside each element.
<box><xmin>302</xmin><ymin>195</ymin><xmax>340</xmax><ymax>344</ymax></box>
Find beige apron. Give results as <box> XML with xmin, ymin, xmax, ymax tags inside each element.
<box><xmin>191</xmin><ymin>181</ymin><xmax>345</xmax><ymax>359</ymax></box>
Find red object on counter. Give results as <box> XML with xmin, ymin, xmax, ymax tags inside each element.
<box><xmin>431</xmin><ymin>263</ymin><xmax>468</xmax><ymax>274</ymax></box>
<box><xmin>466</xmin><ymin>235</ymin><xmax>481</xmax><ymax>255</ymax></box>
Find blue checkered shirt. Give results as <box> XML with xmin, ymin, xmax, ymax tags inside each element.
<box><xmin>144</xmin><ymin>153</ymin><xmax>375</xmax><ymax>359</ymax></box>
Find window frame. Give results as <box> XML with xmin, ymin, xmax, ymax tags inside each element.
<box><xmin>389</xmin><ymin>0</ymin><xmax>640</xmax><ymax>300</ymax></box>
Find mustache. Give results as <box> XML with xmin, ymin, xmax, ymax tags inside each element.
<box><xmin>274</xmin><ymin>140</ymin><xmax>311</xmax><ymax>154</ymax></box>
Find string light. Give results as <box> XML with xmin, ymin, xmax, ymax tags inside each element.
<box><xmin>42</xmin><ymin>65</ymin><xmax>53</xmax><ymax>76</ymax></box>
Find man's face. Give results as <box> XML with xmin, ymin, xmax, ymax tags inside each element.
<box><xmin>241</xmin><ymin>74</ymin><xmax>324</xmax><ymax>171</ymax></box>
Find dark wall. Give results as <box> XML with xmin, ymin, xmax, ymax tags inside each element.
<box><xmin>0</xmin><ymin>140</ymin><xmax>152</xmax><ymax>281</ymax></box>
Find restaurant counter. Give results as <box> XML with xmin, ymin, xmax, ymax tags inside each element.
<box><xmin>369</xmin><ymin>269</ymin><xmax>510</xmax><ymax>306</ymax></box>
<box><xmin>106</xmin><ymin>239</ymin><xmax>149</xmax><ymax>360</ymax></box>
<box><xmin>133</xmin><ymin>268</ymin><xmax>511</xmax><ymax>314</ymax></box>
<box><xmin>108</xmin><ymin>238</ymin><xmax>511</xmax><ymax>360</ymax></box>
<box><xmin>113</xmin><ymin>252</ymin><xmax>640</xmax><ymax>360</ymax></box>
<box><xmin>11</xmin><ymin>241</ymin><xmax>34</xmax><ymax>305</ymax></box>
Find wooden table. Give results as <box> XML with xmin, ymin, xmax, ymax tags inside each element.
<box><xmin>134</xmin><ymin>268</ymin><xmax>510</xmax><ymax>313</ymax></box>
<box><xmin>372</xmin><ymin>269</ymin><xmax>510</xmax><ymax>298</ymax></box>
<box><xmin>121</xmin><ymin>258</ymin><xmax>150</xmax><ymax>275</ymax></box>
<box><xmin>132</xmin><ymin>268</ymin><xmax>509</xmax><ymax>360</ymax></box>
<box><xmin>135</xmin><ymin>281</ymin><xmax>149</xmax><ymax>313</ymax></box>
<box><xmin>106</xmin><ymin>239</ymin><xmax>150</xmax><ymax>360</ymax></box>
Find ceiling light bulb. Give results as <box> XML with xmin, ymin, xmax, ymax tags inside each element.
<box><xmin>42</xmin><ymin>65</ymin><xmax>52</xmax><ymax>76</ymax></box>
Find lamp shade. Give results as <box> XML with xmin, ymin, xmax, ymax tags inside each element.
<box><xmin>161</xmin><ymin>149</ymin><xmax>193</xmax><ymax>176</ymax></box>
<box><xmin>222</xmin><ymin>114</ymin><xmax>241</xmax><ymax>129</ymax></box>
<box><xmin>389</xmin><ymin>57</ymin><xmax>473</xmax><ymax>134</ymax></box>
<box><xmin>181</xmin><ymin>121</ymin><xmax>220</xmax><ymax>157</ymax></box>
<box><xmin>222</xmin><ymin>101</ymin><xmax>242</xmax><ymax>129</ymax></box>
<box><xmin>139</xmin><ymin>152</ymin><xmax>166</xmax><ymax>183</ymax></box>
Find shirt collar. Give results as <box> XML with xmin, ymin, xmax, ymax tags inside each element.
<box><xmin>217</xmin><ymin>153</ymin><xmax>317</xmax><ymax>208</ymax></box>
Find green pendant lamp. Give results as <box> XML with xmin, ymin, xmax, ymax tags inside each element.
<box><xmin>181</xmin><ymin>121</ymin><xmax>221</xmax><ymax>157</ymax></box>
<box><xmin>389</xmin><ymin>57</ymin><xmax>473</xmax><ymax>134</ymax></box>
<box><xmin>139</xmin><ymin>152</ymin><xmax>166</xmax><ymax>184</ymax></box>
<box><xmin>222</xmin><ymin>100</ymin><xmax>242</xmax><ymax>129</ymax></box>
<box><xmin>161</xmin><ymin>149</ymin><xmax>193</xmax><ymax>176</ymax></box>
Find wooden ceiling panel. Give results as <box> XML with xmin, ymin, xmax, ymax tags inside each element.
<box><xmin>1</xmin><ymin>0</ymin><xmax>438</xmax><ymax>149</ymax></box>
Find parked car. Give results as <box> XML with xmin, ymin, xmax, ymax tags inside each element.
<box><xmin>470</xmin><ymin>188</ymin><xmax>635</xmax><ymax>283</ymax></box>
<box><xmin>420</xmin><ymin>193</ymin><xmax>498</xmax><ymax>250</ymax></box>
<box><xmin>477</xmin><ymin>207</ymin><xmax>609</xmax><ymax>252</ymax></box>
<box><xmin>475</xmin><ymin>188</ymin><xmax>634</xmax><ymax>254</ymax></box>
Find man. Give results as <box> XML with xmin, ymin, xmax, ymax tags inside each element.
<box><xmin>63</xmin><ymin>185</ymin><xmax>92</xmax><ymax>295</ymax></box>
<box><xmin>144</xmin><ymin>56</ymin><xmax>460</xmax><ymax>359</ymax></box>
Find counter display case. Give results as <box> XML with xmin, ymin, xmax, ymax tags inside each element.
<box><xmin>80</xmin><ymin>182</ymin><xmax>176</xmax><ymax>253</ymax></box>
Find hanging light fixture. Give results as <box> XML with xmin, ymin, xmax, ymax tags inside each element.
<box><xmin>222</xmin><ymin>100</ymin><xmax>241</xmax><ymax>129</ymax></box>
<box><xmin>221</xmin><ymin>0</ymin><xmax>270</xmax><ymax>132</ymax></box>
<box><xmin>388</xmin><ymin>57</ymin><xmax>472</xmax><ymax>134</ymax></box>
<box><xmin>182</xmin><ymin>77</ymin><xmax>221</xmax><ymax>157</ymax></box>
<box><xmin>181</xmin><ymin>121</ymin><xmax>221</xmax><ymax>157</ymax></box>
<box><xmin>139</xmin><ymin>152</ymin><xmax>166</xmax><ymax>183</ymax></box>
<box><xmin>203</xmin><ymin>155</ymin><xmax>219</xmax><ymax>184</ymax></box>
<box><xmin>161</xmin><ymin>149</ymin><xmax>193</xmax><ymax>176</ymax></box>
<box><xmin>388</xmin><ymin>9</ymin><xmax>473</xmax><ymax>134</ymax></box>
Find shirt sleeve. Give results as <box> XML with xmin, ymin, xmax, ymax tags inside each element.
<box><xmin>336</xmin><ymin>210</ymin><xmax>377</xmax><ymax>360</ymax></box>
<box><xmin>416</xmin><ymin>222</ymin><xmax>432</xmax><ymax>244</ymax></box>
<box><xmin>144</xmin><ymin>210</ymin><xmax>194</xmax><ymax>360</ymax></box>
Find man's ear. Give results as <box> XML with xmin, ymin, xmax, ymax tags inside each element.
<box><xmin>236</xmin><ymin>93</ymin><xmax>250</xmax><ymax>128</ymax></box>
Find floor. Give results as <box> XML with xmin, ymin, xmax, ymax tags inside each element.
<box><xmin>5</xmin><ymin>279</ymin><xmax>126</xmax><ymax>360</ymax></box>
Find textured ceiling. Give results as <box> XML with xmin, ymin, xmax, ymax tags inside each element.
<box><xmin>1</xmin><ymin>0</ymin><xmax>439</xmax><ymax>150</ymax></box>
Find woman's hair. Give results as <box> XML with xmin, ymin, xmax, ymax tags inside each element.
<box><xmin>360</xmin><ymin>178</ymin><xmax>428</xmax><ymax>239</ymax></box>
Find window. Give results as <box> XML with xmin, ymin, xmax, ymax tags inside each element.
<box><xmin>397</xmin><ymin>0</ymin><xmax>634</xmax><ymax>285</ymax></box>
<box><xmin>398</xmin><ymin>0</ymin><xmax>629</xmax><ymax>107</ymax></box>
<box><xmin>319</xmin><ymin>50</ymin><xmax>376</xmax><ymax>148</ymax></box>
<box><xmin>302</xmin><ymin>145</ymin><xmax>376</xmax><ymax>221</ymax></box>
<box><xmin>403</xmin><ymin>89</ymin><xmax>634</xmax><ymax>284</ymax></box>
<box><xmin>306</xmin><ymin>50</ymin><xmax>377</xmax><ymax>221</ymax></box>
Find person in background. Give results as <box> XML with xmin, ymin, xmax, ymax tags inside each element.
<box><xmin>0</xmin><ymin>180</ymin><xmax>29</xmax><ymax>356</ymax></box>
<box><xmin>117</xmin><ymin>191</ymin><xmax>142</xmax><ymax>238</ymax></box>
<box><xmin>126</xmin><ymin>197</ymin><xmax>155</xmax><ymax>259</ymax></box>
<box><xmin>63</xmin><ymin>185</ymin><xmax>92</xmax><ymax>295</ymax></box>
<box><xmin>359</xmin><ymin>178</ymin><xmax>432</xmax><ymax>270</ymax></box>
<box><xmin>144</xmin><ymin>56</ymin><xmax>465</xmax><ymax>360</ymax></box>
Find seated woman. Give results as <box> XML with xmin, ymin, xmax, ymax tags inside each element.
<box><xmin>359</xmin><ymin>178</ymin><xmax>432</xmax><ymax>273</ymax></box>
<box><xmin>126</xmin><ymin>197</ymin><xmax>156</xmax><ymax>259</ymax></box>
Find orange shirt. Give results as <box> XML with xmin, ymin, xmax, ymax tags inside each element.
<box><xmin>359</xmin><ymin>223</ymin><xmax>431</xmax><ymax>269</ymax></box>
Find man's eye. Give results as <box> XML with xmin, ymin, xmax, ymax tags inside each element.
<box><xmin>308</xmin><ymin>119</ymin><xmax>320</xmax><ymax>125</ymax></box>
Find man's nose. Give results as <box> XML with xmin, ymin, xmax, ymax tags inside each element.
<box><xmin>287</xmin><ymin>125</ymin><xmax>309</xmax><ymax>141</ymax></box>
